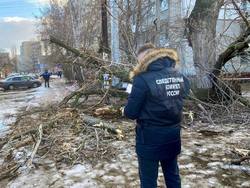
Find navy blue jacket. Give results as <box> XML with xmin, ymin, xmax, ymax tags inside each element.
<box><xmin>124</xmin><ymin>57</ymin><xmax>190</xmax><ymax>160</ymax></box>
<box><xmin>41</xmin><ymin>71</ymin><xmax>51</xmax><ymax>80</ymax></box>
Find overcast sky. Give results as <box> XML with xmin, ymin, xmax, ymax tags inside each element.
<box><xmin>0</xmin><ymin>0</ymin><xmax>50</xmax><ymax>54</ymax></box>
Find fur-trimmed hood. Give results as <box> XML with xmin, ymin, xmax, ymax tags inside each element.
<box><xmin>130</xmin><ymin>48</ymin><xmax>179</xmax><ymax>80</ymax></box>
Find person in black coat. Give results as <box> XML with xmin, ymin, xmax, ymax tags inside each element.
<box><xmin>124</xmin><ymin>44</ymin><xmax>190</xmax><ymax>188</ymax></box>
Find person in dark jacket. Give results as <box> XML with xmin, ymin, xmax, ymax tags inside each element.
<box><xmin>124</xmin><ymin>44</ymin><xmax>190</xmax><ymax>188</ymax></box>
<box><xmin>57</xmin><ymin>71</ymin><xmax>62</xmax><ymax>78</ymax></box>
<box><xmin>40</xmin><ymin>70</ymin><xmax>51</xmax><ymax>88</ymax></box>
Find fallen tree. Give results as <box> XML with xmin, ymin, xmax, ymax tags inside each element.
<box><xmin>49</xmin><ymin>35</ymin><xmax>132</xmax><ymax>82</ymax></box>
<box><xmin>42</xmin><ymin>35</ymin><xmax>132</xmax><ymax>107</ymax></box>
<box><xmin>47</xmin><ymin>35</ymin><xmax>250</xmax><ymax>108</ymax></box>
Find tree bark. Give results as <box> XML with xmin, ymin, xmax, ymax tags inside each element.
<box><xmin>187</xmin><ymin>0</ymin><xmax>224</xmax><ymax>88</ymax></box>
<box><xmin>134</xmin><ymin>0</ymin><xmax>142</xmax><ymax>49</ymax></box>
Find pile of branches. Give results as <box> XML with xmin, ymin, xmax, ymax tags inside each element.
<box><xmin>0</xmin><ymin>106</ymin><xmax>133</xmax><ymax>180</ymax></box>
<box><xmin>184</xmin><ymin>94</ymin><xmax>250</xmax><ymax>127</ymax></box>
<box><xmin>0</xmin><ymin>98</ymin><xmax>249</xmax><ymax>181</ymax></box>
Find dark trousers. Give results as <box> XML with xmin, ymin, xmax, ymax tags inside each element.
<box><xmin>138</xmin><ymin>156</ymin><xmax>181</xmax><ymax>188</ymax></box>
<box><xmin>44</xmin><ymin>79</ymin><xmax>50</xmax><ymax>87</ymax></box>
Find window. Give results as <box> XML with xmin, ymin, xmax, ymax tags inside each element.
<box><xmin>160</xmin><ymin>0</ymin><xmax>168</xmax><ymax>11</ymax></box>
<box><xmin>21</xmin><ymin>76</ymin><xmax>30</xmax><ymax>81</ymax></box>
<box><xmin>12</xmin><ymin>77</ymin><xmax>21</xmax><ymax>81</ymax></box>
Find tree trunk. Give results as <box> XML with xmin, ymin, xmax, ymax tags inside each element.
<box><xmin>100</xmin><ymin>0</ymin><xmax>109</xmax><ymax>53</ymax></box>
<box><xmin>134</xmin><ymin>0</ymin><xmax>142</xmax><ymax>49</ymax></box>
<box><xmin>187</xmin><ymin>0</ymin><xmax>224</xmax><ymax>89</ymax></box>
<box><xmin>168</xmin><ymin>0</ymin><xmax>183</xmax><ymax>48</ymax></box>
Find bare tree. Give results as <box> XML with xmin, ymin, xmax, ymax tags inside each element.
<box><xmin>187</xmin><ymin>0</ymin><xmax>225</xmax><ymax>88</ymax></box>
<box><xmin>39</xmin><ymin>0</ymin><xmax>101</xmax><ymax>82</ymax></box>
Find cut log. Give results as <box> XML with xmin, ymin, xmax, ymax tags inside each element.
<box><xmin>80</xmin><ymin>114</ymin><xmax>124</xmax><ymax>139</ymax></box>
<box><xmin>94</xmin><ymin>106</ymin><xmax>121</xmax><ymax>117</ymax></box>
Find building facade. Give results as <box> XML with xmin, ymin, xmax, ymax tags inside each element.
<box><xmin>18</xmin><ymin>41</ymin><xmax>42</xmax><ymax>73</ymax></box>
<box><xmin>136</xmin><ymin>0</ymin><xmax>250</xmax><ymax>75</ymax></box>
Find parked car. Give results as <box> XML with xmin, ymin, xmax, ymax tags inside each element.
<box><xmin>0</xmin><ymin>75</ymin><xmax>41</xmax><ymax>90</ymax></box>
<box><xmin>6</xmin><ymin>73</ymin><xmax>21</xmax><ymax>78</ymax></box>
<box><xmin>27</xmin><ymin>73</ymin><xmax>40</xmax><ymax>80</ymax></box>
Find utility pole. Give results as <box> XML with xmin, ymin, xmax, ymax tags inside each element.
<box><xmin>101</xmin><ymin>0</ymin><xmax>109</xmax><ymax>53</ymax></box>
<box><xmin>155</xmin><ymin>0</ymin><xmax>161</xmax><ymax>46</ymax></box>
<box><xmin>110</xmin><ymin>0</ymin><xmax>120</xmax><ymax>64</ymax></box>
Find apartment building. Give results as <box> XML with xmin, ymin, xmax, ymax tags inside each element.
<box><xmin>136</xmin><ymin>0</ymin><xmax>250</xmax><ymax>75</ymax></box>
<box><xmin>18</xmin><ymin>41</ymin><xmax>42</xmax><ymax>73</ymax></box>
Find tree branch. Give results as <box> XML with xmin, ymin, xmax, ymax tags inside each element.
<box><xmin>213</xmin><ymin>28</ymin><xmax>250</xmax><ymax>76</ymax></box>
<box><xmin>232</xmin><ymin>0</ymin><xmax>250</xmax><ymax>28</ymax></box>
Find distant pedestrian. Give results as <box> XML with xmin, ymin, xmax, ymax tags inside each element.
<box><xmin>123</xmin><ymin>43</ymin><xmax>190</xmax><ymax>188</ymax></box>
<box><xmin>57</xmin><ymin>71</ymin><xmax>62</xmax><ymax>78</ymax></box>
<box><xmin>40</xmin><ymin>70</ymin><xmax>51</xmax><ymax>88</ymax></box>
